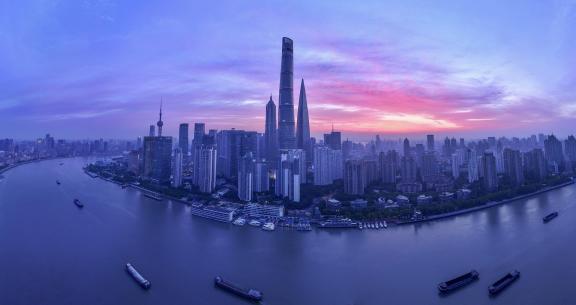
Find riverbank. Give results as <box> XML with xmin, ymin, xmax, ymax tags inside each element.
<box><xmin>398</xmin><ymin>179</ymin><xmax>575</xmax><ymax>226</ymax></box>
<box><xmin>0</xmin><ymin>157</ymin><xmax>65</xmax><ymax>175</ymax></box>
<box><xmin>84</xmin><ymin>168</ymin><xmax>192</xmax><ymax>205</ymax></box>
<box><xmin>83</xmin><ymin>160</ymin><xmax>575</xmax><ymax>231</ymax></box>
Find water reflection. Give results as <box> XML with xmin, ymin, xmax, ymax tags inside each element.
<box><xmin>1</xmin><ymin>158</ymin><xmax>576</xmax><ymax>305</ymax></box>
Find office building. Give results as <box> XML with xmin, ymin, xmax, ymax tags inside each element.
<box><xmin>178</xmin><ymin>123</ymin><xmax>189</xmax><ymax>158</ymax></box>
<box><xmin>481</xmin><ymin>152</ymin><xmax>498</xmax><ymax>191</ymax></box>
<box><xmin>193</xmin><ymin>144</ymin><xmax>217</xmax><ymax>193</ymax></box>
<box><xmin>503</xmin><ymin>148</ymin><xmax>524</xmax><ymax>186</ymax></box>
<box><xmin>426</xmin><ymin>134</ymin><xmax>435</xmax><ymax>152</ymax></box>
<box><xmin>379</xmin><ymin>150</ymin><xmax>398</xmax><ymax>184</ymax></box>
<box><xmin>172</xmin><ymin>147</ymin><xmax>183</xmax><ymax>187</ymax></box>
<box><xmin>238</xmin><ymin>153</ymin><xmax>254</xmax><ymax>201</ymax></box>
<box><xmin>275</xmin><ymin>149</ymin><xmax>304</xmax><ymax>202</ymax></box>
<box><xmin>324</xmin><ymin>130</ymin><xmax>342</xmax><ymax>150</ymax></box>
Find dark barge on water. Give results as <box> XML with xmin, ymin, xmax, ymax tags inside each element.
<box><xmin>438</xmin><ymin>270</ymin><xmax>479</xmax><ymax>293</ymax></box>
<box><xmin>489</xmin><ymin>270</ymin><xmax>520</xmax><ymax>295</ymax></box>
<box><xmin>143</xmin><ymin>193</ymin><xmax>163</xmax><ymax>201</ymax></box>
<box><xmin>543</xmin><ymin>212</ymin><xmax>558</xmax><ymax>223</ymax></box>
<box><xmin>125</xmin><ymin>263</ymin><xmax>151</xmax><ymax>290</ymax></box>
<box><xmin>214</xmin><ymin>276</ymin><xmax>262</xmax><ymax>302</ymax></box>
<box><xmin>73</xmin><ymin>199</ymin><xmax>84</xmax><ymax>208</ymax></box>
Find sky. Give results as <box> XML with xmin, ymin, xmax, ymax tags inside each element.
<box><xmin>1</xmin><ymin>0</ymin><xmax>576</xmax><ymax>140</ymax></box>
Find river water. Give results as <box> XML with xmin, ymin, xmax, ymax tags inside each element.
<box><xmin>1</xmin><ymin>158</ymin><xmax>575</xmax><ymax>305</ymax></box>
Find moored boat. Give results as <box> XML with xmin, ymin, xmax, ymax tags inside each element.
<box><xmin>262</xmin><ymin>222</ymin><xmax>275</xmax><ymax>231</ymax></box>
<box><xmin>543</xmin><ymin>212</ymin><xmax>558</xmax><ymax>223</ymax></box>
<box><xmin>488</xmin><ymin>270</ymin><xmax>520</xmax><ymax>295</ymax></box>
<box><xmin>249</xmin><ymin>219</ymin><xmax>261</xmax><ymax>227</ymax></box>
<box><xmin>214</xmin><ymin>276</ymin><xmax>262</xmax><ymax>302</ymax></box>
<box><xmin>233</xmin><ymin>217</ymin><xmax>246</xmax><ymax>226</ymax></box>
<box><xmin>438</xmin><ymin>270</ymin><xmax>479</xmax><ymax>293</ymax></box>
<box><xmin>318</xmin><ymin>219</ymin><xmax>358</xmax><ymax>229</ymax></box>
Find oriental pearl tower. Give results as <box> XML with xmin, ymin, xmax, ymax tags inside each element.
<box><xmin>157</xmin><ymin>99</ymin><xmax>164</xmax><ymax>137</ymax></box>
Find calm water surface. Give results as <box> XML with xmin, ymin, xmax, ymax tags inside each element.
<box><xmin>1</xmin><ymin>158</ymin><xmax>575</xmax><ymax>305</ymax></box>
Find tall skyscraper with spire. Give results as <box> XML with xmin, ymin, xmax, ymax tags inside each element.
<box><xmin>296</xmin><ymin>78</ymin><xmax>311</xmax><ymax>161</ymax></box>
<box><xmin>277</xmin><ymin>37</ymin><xmax>296</xmax><ymax>149</ymax></box>
<box><xmin>265</xmin><ymin>95</ymin><xmax>278</xmax><ymax>164</ymax></box>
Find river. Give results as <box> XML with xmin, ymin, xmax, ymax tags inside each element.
<box><xmin>1</xmin><ymin>158</ymin><xmax>575</xmax><ymax>305</ymax></box>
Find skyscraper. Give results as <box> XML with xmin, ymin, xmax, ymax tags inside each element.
<box><xmin>296</xmin><ymin>79</ymin><xmax>311</xmax><ymax>161</ymax></box>
<box><xmin>324</xmin><ymin>130</ymin><xmax>342</xmax><ymax>150</ymax></box>
<box><xmin>400</xmin><ymin>156</ymin><xmax>417</xmax><ymax>183</ymax></box>
<box><xmin>545</xmin><ymin>134</ymin><xmax>564</xmax><ymax>169</ymax></box>
<box><xmin>264</xmin><ymin>96</ymin><xmax>278</xmax><ymax>164</ymax></box>
<box><xmin>523</xmin><ymin>148</ymin><xmax>547</xmax><ymax>181</ymax></box>
<box><xmin>344</xmin><ymin>160</ymin><xmax>370</xmax><ymax>195</ymax></box>
<box><xmin>468</xmin><ymin>150</ymin><xmax>479</xmax><ymax>183</ymax></box>
<box><xmin>481</xmin><ymin>152</ymin><xmax>498</xmax><ymax>191</ymax></box>
<box><xmin>253</xmin><ymin>160</ymin><xmax>270</xmax><ymax>193</ymax></box>
<box><xmin>403</xmin><ymin>138</ymin><xmax>411</xmax><ymax>157</ymax></box>
<box><xmin>149</xmin><ymin>125</ymin><xmax>155</xmax><ymax>137</ymax></box>
<box><xmin>178</xmin><ymin>123</ymin><xmax>189</xmax><ymax>158</ymax></box>
<box><xmin>275</xmin><ymin>149</ymin><xmax>304</xmax><ymax>202</ymax></box>
<box><xmin>426</xmin><ymin>134</ymin><xmax>435</xmax><ymax>152</ymax></box>
<box><xmin>193</xmin><ymin>144</ymin><xmax>217</xmax><ymax>193</ymax></box>
<box><xmin>379</xmin><ymin>150</ymin><xmax>398</xmax><ymax>184</ymax></box>
<box><xmin>313</xmin><ymin>146</ymin><xmax>342</xmax><ymax>185</ymax></box>
<box><xmin>503</xmin><ymin>148</ymin><xmax>524</xmax><ymax>186</ymax></box>
<box><xmin>172</xmin><ymin>148</ymin><xmax>183</xmax><ymax>187</ymax></box>
<box><xmin>238</xmin><ymin>153</ymin><xmax>254</xmax><ymax>202</ymax></box>
<box><xmin>192</xmin><ymin>123</ymin><xmax>206</xmax><ymax>155</ymax></box>
<box><xmin>565</xmin><ymin>135</ymin><xmax>576</xmax><ymax>165</ymax></box>
<box><xmin>278</xmin><ymin>37</ymin><xmax>296</xmax><ymax>149</ymax></box>
<box><xmin>421</xmin><ymin>152</ymin><xmax>439</xmax><ymax>182</ymax></box>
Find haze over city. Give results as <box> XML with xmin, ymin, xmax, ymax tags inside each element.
<box><xmin>2</xmin><ymin>0</ymin><xmax>576</xmax><ymax>140</ymax></box>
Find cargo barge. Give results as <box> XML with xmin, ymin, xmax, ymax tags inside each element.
<box><xmin>543</xmin><ymin>212</ymin><xmax>558</xmax><ymax>223</ymax></box>
<box><xmin>438</xmin><ymin>270</ymin><xmax>479</xmax><ymax>293</ymax></box>
<box><xmin>214</xmin><ymin>276</ymin><xmax>262</xmax><ymax>302</ymax></box>
<box><xmin>125</xmin><ymin>263</ymin><xmax>151</xmax><ymax>290</ymax></box>
<box><xmin>488</xmin><ymin>270</ymin><xmax>520</xmax><ymax>295</ymax></box>
<box><xmin>143</xmin><ymin>193</ymin><xmax>163</xmax><ymax>201</ymax></box>
<box><xmin>73</xmin><ymin>199</ymin><xmax>84</xmax><ymax>208</ymax></box>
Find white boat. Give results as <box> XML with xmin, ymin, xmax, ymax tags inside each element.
<box><xmin>359</xmin><ymin>223</ymin><xmax>363</xmax><ymax>230</ymax></box>
<box><xmin>262</xmin><ymin>222</ymin><xmax>275</xmax><ymax>231</ymax></box>
<box><xmin>248</xmin><ymin>220</ymin><xmax>261</xmax><ymax>227</ymax></box>
<box><xmin>233</xmin><ymin>217</ymin><xmax>246</xmax><ymax>226</ymax></box>
<box><xmin>383</xmin><ymin>221</ymin><xmax>388</xmax><ymax>228</ymax></box>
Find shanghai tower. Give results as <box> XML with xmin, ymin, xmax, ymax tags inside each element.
<box><xmin>296</xmin><ymin>78</ymin><xmax>311</xmax><ymax>160</ymax></box>
<box><xmin>278</xmin><ymin>37</ymin><xmax>296</xmax><ymax>149</ymax></box>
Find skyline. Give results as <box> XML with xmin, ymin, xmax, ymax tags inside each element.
<box><xmin>2</xmin><ymin>0</ymin><xmax>576</xmax><ymax>140</ymax></box>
